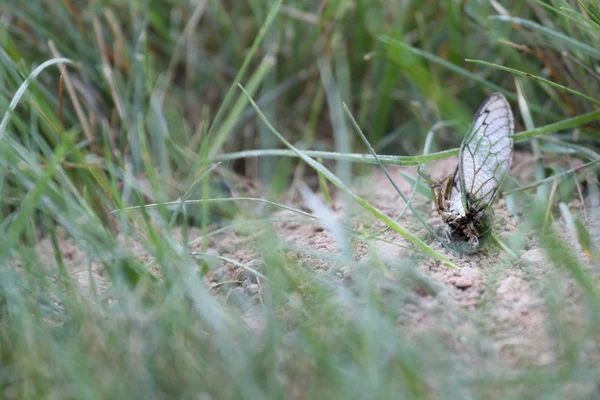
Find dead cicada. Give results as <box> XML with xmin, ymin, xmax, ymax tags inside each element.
<box><xmin>432</xmin><ymin>92</ymin><xmax>514</xmax><ymax>253</ymax></box>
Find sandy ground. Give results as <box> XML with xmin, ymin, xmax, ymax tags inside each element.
<box><xmin>35</xmin><ymin>151</ymin><xmax>600</xmax><ymax>377</ymax></box>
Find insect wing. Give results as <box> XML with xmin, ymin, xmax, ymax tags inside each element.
<box><xmin>459</xmin><ymin>93</ymin><xmax>514</xmax><ymax>211</ymax></box>
<box><xmin>447</xmin><ymin>165</ymin><xmax>465</xmax><ymax>215</ymax></box>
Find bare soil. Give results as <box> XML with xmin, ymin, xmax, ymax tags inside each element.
<box><xmin>37</xmin><ymin>151</ymin><xmax>600</xmax><ymax>379</ymax></box>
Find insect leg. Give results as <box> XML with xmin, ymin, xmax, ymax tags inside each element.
<box><xmin>436</xmin><ymin>174</ymin><xmax>454</xmax><ymax>210</ymax></box>
<box><xmin>417</xmin><ymin>168</ymin><xmax>443</xmax><ymax>211</ymax></box>
<box><xmin>418</xmin><ymin>168</ymin><xmax>455</xmax><ymax>213</ymax></box>
<box><xmin>443</xmin><ymin>173</ymin><xmax>454</xmax><ymax>203</ymax></box>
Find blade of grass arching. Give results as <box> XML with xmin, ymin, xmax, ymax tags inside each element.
<box><xmin>115</xmin><ymin>197</ymin><xmax>325</xmax><ymax>222</ymax></box>
<box><xmin>489</xmin><ymin>15</ymin><xmax>600</xmax><ymax>59</ymax></box>
<box><xmin>205</xmin><ymin>0</ymin><xmax>282</xmax><ymax>145</ymax></box>
<box><xmin>239</xmin><ymin>84</ymin><xmax>458</xmax><ymax>268</ymax></box>
<box><xmin>466</xmin><ymin>59</ymin><xmax>600</xmax><ymax>107</ymax></box>
<box><xmin>342</xmin><ymin>102</ymin><xmax>445</xmax><ymax>247</ymax></box>
<box><xmin>213</xmin><ymin>148</ymin><xmax>459</xmax><ymax>166</ymax></box>
<box><xmin>211</xmin><ymin>107</ymin><xmax>600</xmax><ymax>166</ymax></box>
<box><xmin>0</xmin><ymin>57</ymin><xmax>74</xmax><ymax>138</ymax></box>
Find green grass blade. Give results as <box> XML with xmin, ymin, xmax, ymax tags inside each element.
<box><xmin>238</xmin><ymin>84</ymin><xmax>458</xmax><ymax>269</ymax></box>
<box><xmin>466</xmin><ymin>59</ymin><xmax>600</xmax><ymax>106</ymax></box>
<box><xmin>505</xmin><ymin>157</ymin><xmax>600</xmax><ymax>195</ymax></box>
<box><xmin>1</xmin><ymin>57</ymin><xmax>74</xmax><ymax>138</ymax></box>
<box><xmin>377</xmin><ymin>35</ymin><xmax>516</xmax><ymax>100</ymax></box>
<box><xmin>342</xmin><ymin>102</ymin><xmax>446</xmax><ymax>248</ymax></box>
<box><xmin>208</xmin><ymin>55</ymin><xmax>275</xmax><ymax>158</ymax></box>
<box><xmin>205</xmin><ymin>0</ymin><xmax>282</xmax><ymax>142</ymax></box>
<box><xmin>211</xmin><ymin>108</ymin><xmax>600</xmax><ymax>166</ymax></box>
<box><xmin>515</xmin><ymin>80</ymin><xmax>549</xmax><ymax>201</ymax></box>
<box><xmin>489</xmin><ymin>15</ymin><xmax>600</xmax><ymax>59</ymax></box>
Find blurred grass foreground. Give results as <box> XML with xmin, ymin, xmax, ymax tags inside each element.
<box><xmin>3</xmin><ymin>0</ymin><xmax>600</xmax><ymax>398</ymax></box>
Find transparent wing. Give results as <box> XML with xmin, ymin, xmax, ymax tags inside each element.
<box><xmin>459</xmin><ymin>93</ymin><xmax>514</xmax><ymax>211</ymax></box>
<box><xmin>448</xmin><ymin>165</ymin><xmax>465</xmax><ymax>215</ymax></box>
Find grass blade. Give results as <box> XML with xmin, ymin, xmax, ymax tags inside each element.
<box><xmin>490</xmin><ymin>15</ymin><xmax>600</xmax><ymax>59</ymax></box>
<box><xmin>238</xmin><ymin>84</ymin><xmax>458</xmax><ymax>269</ymax></box>
<box><xmin>211</xmin><ymin>108</ymin><xmax>600</xmax><ymax>166</ymax></box>
<box><xmin>466</xmin><ymin>59</ymin><xmax>600</xmax><ymax>106</ymax></box>
<box><xmin>342</xmin><ymin>102</ymin><xmax>446</xmax><ymax>248</ymax></box>
<box><xmin>377</xmin><ymin>35</ymin><xmax>515</xmax><ymax>100</ymax></box>
<box><xmin>504</xmin><ymin>158</ymin><xmax>600</xmax><ymax>195</ymax></box>
<box><xmin>1</xmin><ymin>57</ymin><xmax>74</xmax><ymax>138</ymax></box>
<box><xmin>205</xmin><ymin>0</ymin><xmax>282</xmax><ymax>143</ymax></box>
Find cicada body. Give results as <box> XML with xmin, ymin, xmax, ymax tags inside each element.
<box><xmin>435</xmin><ymin>93</ymin><xmax>514</xmax><ymax>253</ymax></box>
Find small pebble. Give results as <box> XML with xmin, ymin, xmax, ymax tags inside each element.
<box><xmin>454</xmin><ymin>276</ymin><xmax>474</xmax><ymax>289</ymax></box>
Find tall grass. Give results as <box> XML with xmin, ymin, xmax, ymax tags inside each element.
<box><xmin>2</xmin><ymin>1</ymin><xmax>600</xmax><ymax>398</ymax></box>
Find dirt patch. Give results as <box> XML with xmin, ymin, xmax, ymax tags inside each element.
<box><xmin>28</xmin><ymin>151</ymin><xmax>598</xmax><ymax>370</ymax></box>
